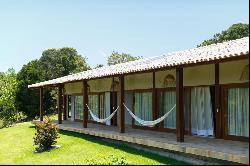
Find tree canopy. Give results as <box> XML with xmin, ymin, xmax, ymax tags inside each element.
<box><xmin>198</xmin><ymin>23</ymin><xmax>249</xmax><ymax>47</ymax></box>
<box><xmin>15</xmin><ymin>60</ymin><xmax>49</xmax><ymax>118</ymax></box>
<box><xmin>107</xmin><ymin>51</ymin><xmax>142</xmax><ymax>66</ymax></box>
<box><xmin>15</xmin><ymin>47</ymin><xmax>90</xmax><ymax>119</ymax></box>
<box><xmin>39</xmin><ymin>47</ymin><xmax>90</xmax><ymax>80</ymax></box>
<box><xmin>0</xmin><ymin>69</ymin><xmax>18</xmax><ymax>127</ymax></box>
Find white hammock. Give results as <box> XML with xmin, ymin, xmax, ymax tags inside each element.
<box><xmin>86</xmin><ymin>104</ymin><xmax>119</xmax><ymax>123</ymax></box>
<box><xmin>123</xmin><ymin>103</ymin><xmax>176</xmax><ymax>127</ymax></box>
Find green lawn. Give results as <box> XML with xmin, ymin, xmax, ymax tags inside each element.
<box><xmin>0</xmin><ymin>122</ymin><xmax>188</xmax><ymax>165</ymax></box>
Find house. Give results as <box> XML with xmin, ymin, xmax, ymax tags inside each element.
<box><xmin>29</xmin><ymin>37</ymin><xmax>249</xmax><ymax>164</ymax></box>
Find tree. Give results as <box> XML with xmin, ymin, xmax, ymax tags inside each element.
<box><xmin>15</xmin><ymin>47</ymin><xmax>90</xmax><ymax>119</ymax></box>
<box><xmin>0</xmin><ymin>68</ymin><xmax>18</xmax><ymax>127</ymax></box>
<box><xmin>15</xmin><ymin>60</ymin><xmax>52</xmax><ymax>118</ymax></box>
<box><xmin>198</xmin><ymin>23</ymin><xmax>249</xmax><ymax>47</ymax></box>
<box><xmin>39</xmin><ymin>47</ymin><xmax>90</xmax><ymax>80</ymax></box>
<box><xmin>107</xmin><ymin>51</ymin><xmax>142</xmax><ymax>66</ymax></box>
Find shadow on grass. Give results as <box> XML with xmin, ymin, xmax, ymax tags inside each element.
<box><xmin>59</xmin><ymin>130</ymin><xmax>189</xmax><ymax>165</ymax></box>
<box><xmin>29</xmin><ymin>126</ymin><xmax>36</xmax><ymax>129</ymax></box>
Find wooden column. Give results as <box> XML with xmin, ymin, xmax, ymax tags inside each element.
<box><xmin>215</xmin><ymin>64</ymin><xmax>221</xmax><ymax>138</ymax></box>
<box><xmin>63</xmin><ymin>94</ymin><xmax>67</xmax><ymax>120</ymax></box>
<box><xmin>111</xmin><ymin>77</ymin><xmax>117</xmax><ymax>126</ymax></box>
<box><xmin>152</xmin><ymin>72</ymin><xmax>158</xmax><ymax>126</ymax></box>
<box><xmin>39</xmin><ymin>87</ymin><xmax>44</xmax><ymax>121</ymax></box>
<box><xmin>83</xmin><ymin>80</ymin><xmax>88</xmax><ymax>128</ymax></box>
<box><xmin>58</xmin><ymin>85</ymin><xmax>63</xmax><ymax>124</ymax></box>
<box><xmin>176</xmin><ymin>67</ymin><xmax>184</xmax><ymax>142</ymax></box>
<box><xmin>118</xmin><ymin>75</ymin><xmax>125</xmax><ymax>133</ymax></box>
<box><xmin>112</xmin><ymin>77</ymin><xmax>115</xmax><ymax>111</ymax></box>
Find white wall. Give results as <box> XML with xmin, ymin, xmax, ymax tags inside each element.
<box><xmin>65</xmin><ymin>82</ymin><xmax>83</xmax><ymax>94</ymax></box>
<box><xmin>124</xmin><ymin>64</ymin><xmax>217</xmax><ymax>89</ymax></box>
<box><xmin>220</xmin><ymin>59</ymin><xmax>249</xmax><ymax>84</ymax></box>
<box><xmin>155</xmin><ymin>70</ymin><xmax>176</xmax><ymax>88</ymax></box>
<box><xmin>65</xmin><ymin>59</ymin><xmax>249</xmax><ymax>96</ymax></box>
<box><xmin>184</xmin><ymin>64</ymin><xmax>215</xmax><ymax>86</ymax></box>
<box><xmin>88</xmin><ymin>78</ymin><xmax>112</xmax><ymax>92</ymax></box>
<box><xmin>125</xmin><ymin>73</ymin><xmax>153</xmax><ymax>90</ymax></box>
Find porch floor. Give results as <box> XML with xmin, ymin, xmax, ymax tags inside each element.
<box><xmin>55</xmin><ymin>120</ymin><xmax>248</xmax><ymax>164</ymax></box>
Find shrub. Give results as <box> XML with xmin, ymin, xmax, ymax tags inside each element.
<box><xmin>105</xmin><ymin>155</ymin><xmax>129</xmax><ymax>165</ymax></box>
<box><xmin>16</xmin><ymin>112</ymin><xmax>27</xmax><ymax>123</ymax></box>
<box><xmin>85</xmin><ymin>155</ymin><xmax>129</xmax><ymax>165</ymax></box>
<box><xmin>0</xmin><ymin>109</ymin><xmax>17</xmax><ymax>128</ymax></box>
<box><xmin>33</xmin><ymin>117</ymin><xmax>59</xmax><ymax>152</ymax></box>
<box><xmin>0</xmin><ymin>110</ymin><xmax>28</xmax><ymax>129</ymax></box>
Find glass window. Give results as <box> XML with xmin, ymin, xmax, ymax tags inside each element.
<box><xmin>227</xmin><ymin>88</ymin><xmax>249</xmax><ymax>137</ymax></box>
<box><xmin>68</xmin><ymin>95</ymin><xmax>72</xmax><ymax>118</ymax></box>
<box><xmin>99</xmin><ymin>94</ymin><xmax>105</xmax><ymax>119</ymax></box>
<box><xmin>74</xmin><ymin>96</ymin><xmax>83</xmax><ymax>120</ymax></box>
<box><xmin>88</xmin><ymin>94</ymin><xmax>107</xmax><ymax>122</ymax></box>
<box><xmin>184</xmin><ymin>89</ymin><xmax>190</xmax><ymax>131</ymax></box>
<box><xmin>158</xmin><ymin>91</ymin><xmax>176</xmax><ymax>129</ymax></box>
<box><xmin>88</xmin><ymin>95</ymin><xmax>99</xmax><ymax>120</ymax></box>
<box><xmin>134</xmin><ymin>92</ymin><xmax>152</xmax><ymax>125</ymax></box>
<box><xmin>157</xmin><ymin>89</ymin><xmax>190</xmax><ymax>131</ymax></box>
<box><xmin>191</xmin><ymin>87</ymin><xmax>214</xmax><ymax>136</ymax></box>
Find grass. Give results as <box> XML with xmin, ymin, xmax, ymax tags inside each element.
<box><xmin>0</xmin><ymin>122</ymin><xmax>188</xmax><ymax>165</ymax></box>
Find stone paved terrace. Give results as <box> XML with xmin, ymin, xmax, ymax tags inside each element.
<box><xmin>39</xmin><ymin>120</ymin><xmax>249</xmax><ymax>165</ymax></box>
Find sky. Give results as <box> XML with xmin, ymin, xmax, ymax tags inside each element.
<box><xmin>0</xmin><ymin>0</ymin><xmax>249</xmax><ymax>72</ymax></box>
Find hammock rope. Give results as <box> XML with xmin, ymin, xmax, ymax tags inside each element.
<box><xmin>123</xmin><ymin>103</ymin><xmax>176</xmax><ymax>127</ymax></box>
<box><xmin>86</xmin><ymin>104</ymin><xmax>119</xmax><ymax>123</ymax></box>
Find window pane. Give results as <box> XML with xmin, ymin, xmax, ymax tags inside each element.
<box><xmin>88</xmin><ymin>95</ymin><xmax>99</xmax><ymax>120</ymax></box>
<box><xmin>99</xmin><ymin>94</ymin><xmax>105</xmax><ymax>119</ymax></box>
<box><xmin>104</xmin><ymin>92</ymin><xmax>111</xmax><ymax>125</ymax></box>
<box><xmin>158</xmin><ymin>91</ymin><xmax>176</xmax><ymax>129</ymax></box>
<box><xmin>227</xmin><ymin>88</ymin><xmax>249</xmax><ymax>137</ymax></box>
<box><xmin>191</xmin><ymin>87</ymin><xmax>214</xmax><ymax>136</ymax></box>
<box><xmin>134</xmin><ymin>92</ymin><xmax>152</xmax><ymax>125</ymax></box>
<box><xmin>68</xmin><ymin>95</ymin><xmax>72</xmax><ymax>117</ymax></box>
<box><xmin>74</xmin><ymin>96</ymin><xmax>83</xmax><ymax>120</ymax></box>
<box><xmin>184</xmin><ymin>90</ymin><xmax>190</xmax><ymax>131</ymax></box>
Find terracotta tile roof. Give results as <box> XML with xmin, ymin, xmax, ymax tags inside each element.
<box><xmin>28</xmin><ymin>37</ymin><xmax>249</xmax><ymax>88</ymax></box>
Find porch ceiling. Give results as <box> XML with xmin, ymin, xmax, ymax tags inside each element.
<box><xmin>28</xmin><ymin>37</ymin><xmax>249</xmax><ymax>88</ymax></box>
